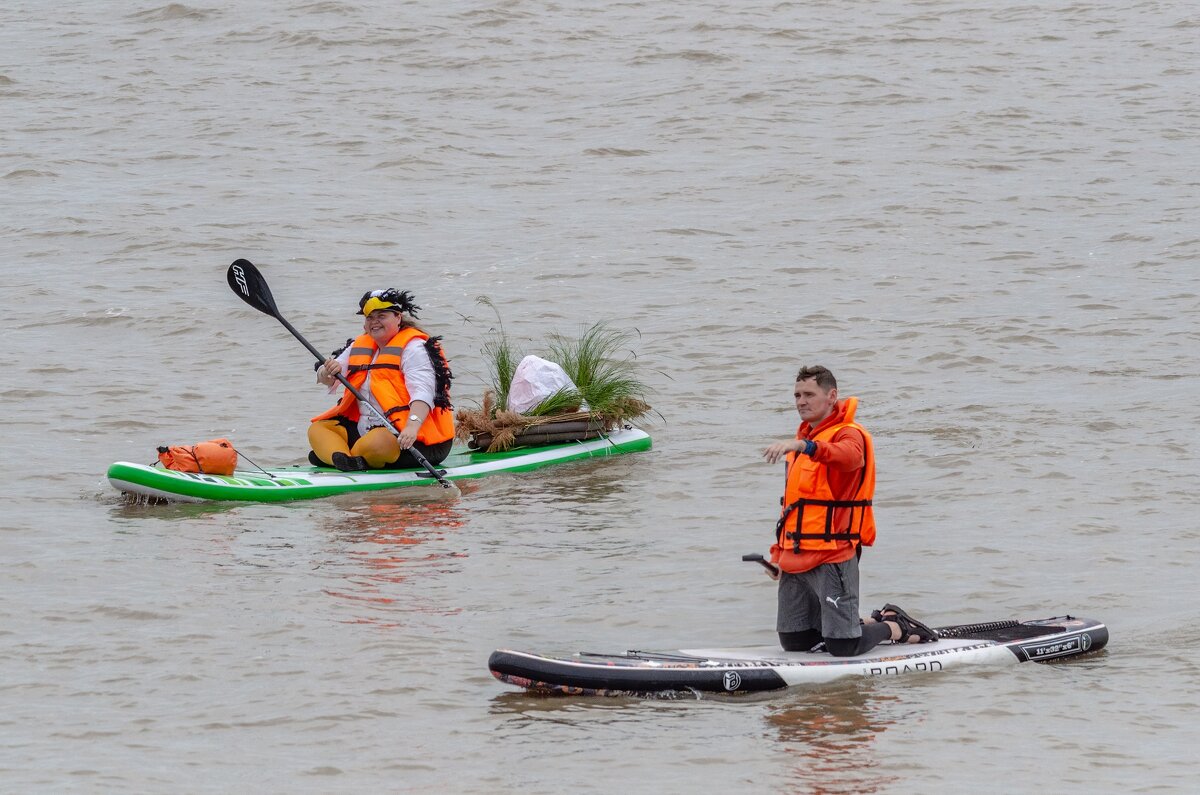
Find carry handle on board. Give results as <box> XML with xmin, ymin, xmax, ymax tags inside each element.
<box><xmin>226</xmin><ymin>258</ymin><xmax>458</xmax><ymax>492</ymax></box>
<box><xmin>742</xmin><ymin>553</ymin><xmax>780</xmax><ymax>575</ymax></box>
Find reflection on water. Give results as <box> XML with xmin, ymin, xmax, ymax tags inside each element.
<box><xmin>487</xmin><ymin>677</ymin><xmax>898</xmax><ymax>794</ymax></box>
<box><xmin>489</xmin><ymin>690</ymin><xmax>643</xmax><ymax>718</ymax></box>
<box><xmin>321</xmin><ymin>499</ymin><xmax>470</xmax><ymax>627</ymax></box>
<box><xmin>486</xmin><ymin>689</ymin><xmax>744</xmax><ymax>742</ymax></box>
<box><xmin>766</xmin><ymin>681</ymin><xmax>895</xmax><ymax>795</ymax></box>
<box><xmin>469</xmin><ymin>453</ymin><xmax>652</xmax><ymax>547</ymax></box>
<box><xmin>490</xmin><ymin>451</ymin><xmax>646</xmax><ymax>507</ymax></box>
<box><xmin>106</xmin><ymin>495</ymin><xmax>242</xmax><ymax>523</ymax></box>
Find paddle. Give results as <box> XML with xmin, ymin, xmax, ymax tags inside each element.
<box><xmin>226</xmin><ymin>258</ymin><xmax>457</xmax><ymax>492</ymax></box>
<box><xmin>742</xmin><ymin>553</ymin><xmax>780</xmax><ymax>576</ymax></box>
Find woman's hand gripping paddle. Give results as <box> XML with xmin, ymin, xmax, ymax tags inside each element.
<box><xmin>226</xmin><ymin>258</ymin><xmax>458</xmax><ymax>493</ymax></box>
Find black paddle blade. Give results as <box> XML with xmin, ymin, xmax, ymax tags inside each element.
<box><xmin>227</xmin><ymin>259</ymin><xmax>280</xmax><ymax>317</ymax></box>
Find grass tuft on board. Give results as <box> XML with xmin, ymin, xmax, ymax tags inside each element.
<box><xmin>457</xmin><ymin>299</ymin><xmax>653</xmax><ymax>452</ymax></box>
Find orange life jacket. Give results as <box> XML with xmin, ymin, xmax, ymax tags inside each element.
<box><xmin>311</xmin><ymin>327</ymin><xmax>455</xmax><ymax>445</ymax></box>
<box><xmin>157</xmin><ymin>438</ymin><xmax>238</xmax><ymax>476</ymax></box>
<box><xmin>774</xmin><ymin>397</ymin><xmax>876</xmax><ymax>572</ymax></box>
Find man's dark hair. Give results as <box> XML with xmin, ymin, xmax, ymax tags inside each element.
<box><xmin>796</xmin><ymin>365</ymin><xmax>837</xmax><ymax>391</ymax></box>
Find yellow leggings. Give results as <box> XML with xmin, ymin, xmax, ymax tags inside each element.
<box><xmin>307</xmin><ymin>420</ymin><xmax>400</xmax><ymax>469</ymax></box>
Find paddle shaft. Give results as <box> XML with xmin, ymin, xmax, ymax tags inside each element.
<box><xmin>742</xmin><ymin>553</ymin><xmax>780</xmax><ymax>576</ymax></box>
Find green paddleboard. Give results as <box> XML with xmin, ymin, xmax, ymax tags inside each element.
<box><xmin>108</xmin><ymin>428</ymin><xmax>651</xmax><ymax>503</ymax></box>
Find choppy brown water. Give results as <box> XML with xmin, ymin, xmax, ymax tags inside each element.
<box><xmin>3</xmin><ymin>1</ymin><xmax>1198</xmax><ymax>792</ymax></box>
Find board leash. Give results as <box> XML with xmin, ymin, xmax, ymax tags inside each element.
<box><xmin>231</xmin><ymin>446</ymin><xmax>276</xmax><ymax>479</ymax></box>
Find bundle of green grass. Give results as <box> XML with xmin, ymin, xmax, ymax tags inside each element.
<box><xmin>456</xmin><ymin>318</ymin><xmax>653</xmax><ymax>453</ymax></box>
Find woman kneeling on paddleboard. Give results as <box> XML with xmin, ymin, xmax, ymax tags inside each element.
<box><xmin>308</xmin><ymin>288</ymin><xmax>454</xmax><ymax>472</ymax></box>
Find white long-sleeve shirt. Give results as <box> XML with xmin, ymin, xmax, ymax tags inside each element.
<box><xmin>324</xmin><ymin>338</ymin><xmax>437</xmax><ymax>436</ymax></box>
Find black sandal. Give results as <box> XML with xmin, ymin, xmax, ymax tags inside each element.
<box><xmin>878</xmin><ymin>603</ymin><xmax>938</xmax><ymax>643</ymax></box>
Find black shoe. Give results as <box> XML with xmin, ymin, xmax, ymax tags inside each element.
<box><xmin>879</xmin><ymin>604</ymin><xmax>938</xmax><ymax>643</ymax></box>
<box><xmin>308</xmin><ymin>450</ymin><xmax>324</xmax><ymax>467</ymax></box>
<box><xmin>331</xmin><ymin>452</ymin><xmax>369</xmax><ymax>472</ymax></box>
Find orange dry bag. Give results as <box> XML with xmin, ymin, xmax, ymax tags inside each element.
<box><xmin>156</xmin><ymin>438</ymin><xmax>238</xmax><ymax>475</ymax></box>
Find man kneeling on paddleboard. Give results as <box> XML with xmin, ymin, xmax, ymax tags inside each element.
<box><xmin>759</xmin><ymin>365</ymin><xmax>936</xmax><ymax>655</ymax></box>
<box><xmin>308</xmin><ymin>288</ymin><xmax>455</xmax><ymax>472</ymax></box>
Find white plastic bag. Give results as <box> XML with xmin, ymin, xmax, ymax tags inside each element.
<box><xmin>506</xmin><ymin>355</ymin><xmax>584</xmax><ymax>414</ymax></box>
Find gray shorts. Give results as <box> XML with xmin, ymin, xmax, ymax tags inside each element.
<box><xmin>776</xmin><ymin>556</ymin><xmax>862</xmax><ymax>639</ymax></box>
